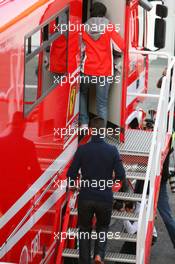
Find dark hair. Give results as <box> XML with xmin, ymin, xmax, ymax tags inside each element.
<box><xmin>113</xmin><ymin>200</ymin><xmax>124</xmax><ymax>211</ymax></box>
<box><xmin>129</xmin><ymin>118</ymin><xmax>139</xmax><ymax>129</ymax></box>
<box><xmin>90</xmin><ymin>2</ymin><xmax>107</xmax><ymax>17</ymax></box>
<box><xmin>125</xmin><ymin>201</ymin><xmax>135</xmax><ymax>210</ymax></box>
<box><xmin>90</xmin><ymin>117</ymin><xmax>105</xmax><ymax>130</ymax></box>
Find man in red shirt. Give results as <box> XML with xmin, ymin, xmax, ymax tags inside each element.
<box><xmin>79</xmin><ymin>2</ymin><xmax>125</xmax><ymax>128</ymax></box>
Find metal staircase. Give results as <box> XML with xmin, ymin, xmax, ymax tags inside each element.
<box><xmin>57</xmin><ymin>144</ymin><xmax>145</xmax><ymax>263</ymax></box>
<box><xmin>63</xmin><ymin>249</ymin><xmax>136</xmax><ymax>263</ymax></box>
<box><xmin>59</xmin><ymin>130</ymin><xmax>149</xmax><ymax>263</ymax></box>
<box><xmin>57</xmin><ymin>52</ymin><xmax>175</xmax><ymax>264</ymax></box>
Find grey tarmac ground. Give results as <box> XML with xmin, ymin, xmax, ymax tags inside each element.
<box><xmin>150</xmin><ymin>184</ymin><xmax>175</xmax><ymax>264</ymax></box>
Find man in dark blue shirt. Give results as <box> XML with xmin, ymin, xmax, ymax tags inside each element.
<box><xmin>67</xmin><ymin>117</ymin><xmax>128</xmax><ymax>264</ymax></box>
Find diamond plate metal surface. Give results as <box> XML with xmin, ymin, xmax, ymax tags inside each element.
<box><xmin>106</xmin><ymin>129</ymin><xmax>153</xmax><ymax>155</ymax></box>
<box><xmin>111</xmin><ymin>210</ymin><xmax>139</xmax><ymax>221</ymax></box>
<box><xmin>63</xmin><ymin>249</ymin><xmax>136</xmax><ymax>263</ymax></box>
<box><xmin>70</xmin><ymin>209</ymin><xmax>138</xmax><ymax>221</ymax></box>
<box><xmin>126</xmin><ymin>171</ymin><xmax>145</xmax><ymax>180</ymax></box>
<box><xmin>113</xmin><ymin>192</ymin><xmax>143</xmax><ymax>202</ymax></box>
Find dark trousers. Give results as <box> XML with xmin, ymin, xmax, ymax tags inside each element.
<box><xmin>78</xmin><ymin>199</ymin><xmax>112</xmax><ymax>264</ymax></box>
<box><xmin>158</xmin><ymin>181</ymin><xmax>175</xmax><ymax>248</ymax></box>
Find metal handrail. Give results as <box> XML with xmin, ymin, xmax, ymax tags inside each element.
<box><xmin>127</xmin><ymin>92</ymin><xmax>160</xmax><ymax>99</ymax></box>
<box><xmin>129</xmin><ymin>49</ymin><xmax>171</xmax><ymax>59</ymax></box>
<box><xmin>136</xmin><ymin>56</ymin><xmax>175</xmax><ymax>263</ymax></box>
<box><xmin>0</xmin><ymin>166</ymin><xmax>64</xmax><ymax>251</ymax></box>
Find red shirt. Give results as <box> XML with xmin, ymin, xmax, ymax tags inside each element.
<box><xmin>82</xmin><ymin>23</ymin><xmax>125</xmax><ymax>76</ymax></box>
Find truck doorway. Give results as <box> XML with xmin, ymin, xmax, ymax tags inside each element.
<box><xmin>80</xmin><ymin>0</ymin><xmax>125</xmax><ymax>129</ymax></box>
<box><xmin>82</xmin><ymin>0</ymin><xmax>93</xmax><ymax>23</ymax></box>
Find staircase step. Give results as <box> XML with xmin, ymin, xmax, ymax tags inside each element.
<box><xmin>106</xmin><ymin>129</ymin><xmax>152</xmax><ymax>155</ymax></box>
<box><xmin>63</xmin><ymin>248</ymin><xmax>136</xmax><ymax>263</ymax></box>
<box><xmin>68</xmin><ymin>228</ymin><xmax>137</xmax><ymax>242</ymax></box>
<box><xmin>113</xmin><ymin>192</ymin><xmax>142</xmax><ymax>202</ymax></box>
<box><xmin>126</xmin><ymin>171</ymin><xmax>145</xmax><ymax>180</ymax></box>
<box><xmin>111</xmin><ymin>210</ymin><xmax>138</xmax><ymax>221</ymax></box>
<box><xmin>70</xmin><ymin>209</ymin><xmax>138</xmax><ymax>221</ymax></box>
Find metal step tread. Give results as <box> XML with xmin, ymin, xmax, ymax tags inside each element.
<box><xmin>106</xmin><ymin>129</ymin><xmax>153</xmax><ymax>155</ymax></box>
<box><xmin>63</xmin><ymin>248</ymin><xmax>136</xmax><ymax>263</ymax></box>
<box><xmin>68</xmin><ymin>228</ymin><xmax>137</xmax><ymax>242</ymax></box>
<box><xmin>113</xmin><ymin>192</ymin><xmax>142</xmax><ymax>201</ymax></box>
<box><xmin>111</xmin><ymin>210</ymin><xmax>139</xmax><ymax>221</ymax></box>
<box><xmin>70</xmin><ymin>209</ymin><xmax>139</xmax><ymax>221</ymax></box>
<box><xmin>126</xmin><ymin>171</ymin><xmax>145</xmax><ymax>180</ymax></box>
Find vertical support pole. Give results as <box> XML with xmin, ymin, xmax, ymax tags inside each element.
<box><xmin>145</xmin><ymin>55</ymin><xmax>149</xmax><ymax>93</ymax></box>
<box><xmin>168</xmin><ymin>64</ymin><xmax>175</xmax><ymax>134</ymax></box>
<box><xmin>120</xmin><ymin>1</ymin><xmax>131</xmax><ymax>142</ymax></box>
